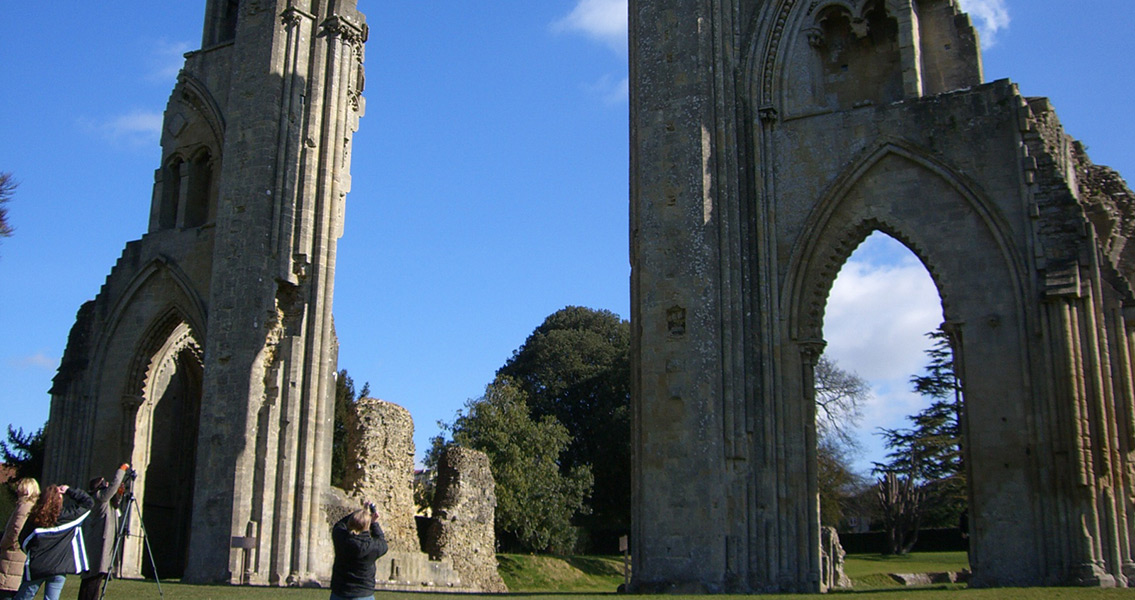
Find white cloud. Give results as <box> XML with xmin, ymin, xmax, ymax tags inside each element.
<box><xmin>554</xmin><ymin>0</ymin><xmax>628</xmax><ymax>55</ymax></box>
<box><xmin>80</xmin><ymin>110</ymin><xmax>164</xmax><ymax>147</ymax></box>
<box><xmin>957</xmin><ymin>0</ymin><xmax>1011</xmax><ymax>48</ymax></box>
<box><xmin>149</xmin><ymin>39</ymin><xmax>192</xmax><ymax>82</ymax></box>
<box><xmin>822</xmin><ymin>234</ymin><xmax>944</xmax><ymax>471</ymax></box>
<box><xmin>9</xmin><ymin>353</ymin><xmax>56</xmax><ymax>370</ymax></box>
<box><xmin>586</xmin><ymin>74</ymin><xmax>630</xmax><ymax>104</ymax></box>
<box><xmin>823</xmin><ymin>259</ymin><xmax>942</xmax><ymax>382</ymax></box>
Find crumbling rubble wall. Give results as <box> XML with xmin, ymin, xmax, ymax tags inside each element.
<box><xmin>425</xmin><ymin>447</ymin><xmax>508</xmax><ymax>593</ymax></box>
<box><xmin>343</xmin><ymin>398</ymin><xmax>419</xmax><ymax>553</ymax></box>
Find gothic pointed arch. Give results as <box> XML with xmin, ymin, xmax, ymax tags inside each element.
<box><xmin>97</xmin><ymin>256</ymin><xmax>208</xmax><ymax>360</ymax></box>
<box><xmin>784</xmin><ymin>139</ymin><xmax>1027</xmax><ymax>343</ymax></box>
<box><xmin>118</xmin><ymin>306</ymin><xmax>204</xmax><ymax>580</ymax></box>
<box><xmin>743</xmin><ymin>0</ymin><xmax>981</xmax><ymax>119</ymax></box>
<box><xmin>152</xmin><ymin>74</ymin><xmax>224</xmax><ymax>232</ymax></box>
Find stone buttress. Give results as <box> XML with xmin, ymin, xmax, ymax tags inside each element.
<box><xmin>45</xmin><ymin>0</ymin><xmax>367</xmax><ymax>585</ymax></box>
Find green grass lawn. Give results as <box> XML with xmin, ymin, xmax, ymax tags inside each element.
<box><xmin>844</xmin><ymin>550</ymin><xmax>972</xmax><ymax>588</ymax></box>
<box><xmin>57</xmin><ymin>553</ymin><xmax>1134</xmax><ymax>599</ymax></box>
<box><xmin>498</xmin><ymin>553</ymin><xmax>628</xmax><ymax>592</ymax></box>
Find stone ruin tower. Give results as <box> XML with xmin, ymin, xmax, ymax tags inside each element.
<box><xmin>631</xmin><ymin>0</ymin><xmax>1135</xmax><ymax>592</ymax></box>
<box><xmin>44</xmin><ymin>0</ymin><xmax>367</xmax><ymax>585</ymax></box>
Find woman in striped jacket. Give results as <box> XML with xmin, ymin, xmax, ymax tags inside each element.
<box><xmin>12</xmin><ymin>484</ymin><xmax>93</xmax><ymax>600</ymax></box>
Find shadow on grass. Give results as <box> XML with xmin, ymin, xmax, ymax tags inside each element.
<box><xmin>561</xmin><ymin>556</ymin><xmax>624</xmax><ymax>577</ymax></box>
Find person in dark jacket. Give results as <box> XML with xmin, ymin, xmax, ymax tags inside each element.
<box><xmin>13</xmin><ymin>485</ymin><xmax>94</xmax><ymax>600</ymax></box>
<box><xmin>330</xmin><ymin>503</ymin><xmax>388</xmax><ymax>600</ymax></box>
<box><xmin>77</xmin><ymin>464</ymin><xmax>129</xmax><ymax>600</ymax></box>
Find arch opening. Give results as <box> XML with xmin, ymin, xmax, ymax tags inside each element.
<box><xmin>126</xmin><ymin>318</ymin><xmax>203</xmax><ymax>580</ymax></box>
<box><xmin>818</xmin><ymin>231</ymin><xmax>970</xmax><ymax>558</ymax></box>
<box><xmin>184</xmin><ymin>149</ymin><xmax>214</xmax><ymax>228</ymax></box>
<box><xmin>159</xmin><ymin>157</ymin><xmax>183</xmax><ymax>230</ymax></box>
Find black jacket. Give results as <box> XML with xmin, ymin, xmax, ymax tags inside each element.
<box><xmin>19</xmin><ymin>488</ymin><xmax>95</xmax><ymax>581</ymax></box>
<box><xmin>330</xmin><ymin>513</ymin><xmax>388</xmax><ymax>597</ymax></box>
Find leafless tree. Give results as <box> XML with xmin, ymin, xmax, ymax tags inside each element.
<box><xmin>814</xmin><ymin>355</ymin><xmax>869</xmax><ymax>451</ymax></box>
<box><xmin>0</xmin><ymin>172</ymin><xmax>15</xmax><ymax>242</ymax></box>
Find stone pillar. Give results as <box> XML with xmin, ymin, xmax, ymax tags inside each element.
<box><xmin>425</xmin><ymin>447</ymin><xmax>507</xmax><ymax>593</ymax></box>
<box><xmin>887</xmin><ymin>0</ymin><xmax>924</xmax><ymax>98</ymax></box>
<box><xmin>343</xmin><ymin>398</ymin><xmax>420</xmax><ymax>554</ymax></box>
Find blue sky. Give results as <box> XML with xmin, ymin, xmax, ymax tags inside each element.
<box><xmin>0</xmin><ymin>1</ymin><xmax>1131</xmax><ymax>474</ymax></box>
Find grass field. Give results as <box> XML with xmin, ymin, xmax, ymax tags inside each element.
<box><xmin>42</xmin><ymin>553</ymin><xmax>1135</xmax><ymax>599</ymax></box>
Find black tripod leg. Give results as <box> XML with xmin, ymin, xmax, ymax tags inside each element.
<box><xmin>98</xmin><ymin>495</ymin><xmax>133</xmax><ymax>600</ymax></box>
<box><xmin>99</xmin><ymin>495</ymin><xmax>164</xmax><ymax>599</ymax></box>
<box><xmin>130</xmin><ymin>498</ymin><xmax>165</xmax><ymax>599</ymax></box>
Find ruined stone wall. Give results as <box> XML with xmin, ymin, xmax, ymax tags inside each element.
<box><xmin>425</xmin><ymin>447</ymin><xmax>507</xmax><ymax>593</ymax></box>
<box><xmin>1074</xmin><ymin>143</ymin><xmax>1135</xmax><ymax>284</ymax></box>
<box><xmin>631</xmin><ymin>0</ymin><xmax>1133</xmax><ymax>591</ymax></box>
<box><xmin>343</xmin><ymin>398</ymin><xmax>419</xmax><ymax>554</ymax></box>
<box><xmin>819</xmin><ymin>527</ymin><xmax>851</xmax><ymax>591</ymax></box>
<box><xmin>47</xmin><ymin>0</ymin><xmax>369</xmax><ymax>586</ymax></box>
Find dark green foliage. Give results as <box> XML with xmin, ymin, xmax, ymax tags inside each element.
<box><xmin>1</xmin><ymin>425</ymin><xmax>44</xmax><ymax>482</ymax></box>
<box><xmin>875</xmin><ymin>328</ymin><xmax>966</xmax><ymax>530</ymax></box>
<box><xmin>429</xmin><ymin>376</ymin><xmax>593</xmax><ymax>554</ymax></box>
<box><xmin>331</xmin><ymin>370</ymin><xmax>368</xmax><ymax>489</ymax></box>
<box><xmin>496</xmin><ymin>306</ymin><xmax>630</xmax><ymax>550</ymax></box>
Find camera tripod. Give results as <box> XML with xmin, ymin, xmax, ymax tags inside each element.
<box><xmin>99</xmin><ymin>475</ymin><xmax>164</xmax><ymax>600</ymax></box>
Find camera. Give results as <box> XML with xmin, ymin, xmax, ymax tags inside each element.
<box><xmin>366</xmin><ymin>502</ymin><xmax>377</xmax><ymax>514</ymax></box>
<box><xmin>126</xmin><ymin>468</ymin><xmax>137</xmax><ymax>480</ymax></box>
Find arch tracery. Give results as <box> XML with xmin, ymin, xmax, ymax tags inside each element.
<box><xmin>785</xmin><ymin>141</ymin><xmax>1024</xmax><ymax>343</ymax></box>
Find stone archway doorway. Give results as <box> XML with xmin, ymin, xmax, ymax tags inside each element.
<box><xmin>818</xmin><ymin>231</ymin><xmax>959</xmax><ymax>545</ymax></box>
<box><xmin>791</xmin><ymin>149</ymin><xmax>1034</xmax><ymax>587</ymax></box>
<box><xmin>125</xmin><ymin>319</ymin><xmax>203</xmax><ymax>580</ymax></box>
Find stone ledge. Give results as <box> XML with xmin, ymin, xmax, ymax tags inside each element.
<box><xmin>888</xmin><ymin>570</ymin><xmax>970</xmax><ymax>586</ymax></box>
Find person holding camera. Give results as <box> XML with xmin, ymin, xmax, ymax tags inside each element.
<box><xmin>77</xmin><ymin>464</ymin><xmax>130</xmax><ymax>600</ymax></box>
<box><xmin>329</xmin><ymin>502</ymin><xmax>388</xmax><ymax>600</ymax></box>
<box><xmin>13</xmin><ymin>484</ymin><xmax>94</xmax><ymax>600</ymax></box>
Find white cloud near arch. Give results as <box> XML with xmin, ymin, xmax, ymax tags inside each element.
<box><xmin>822</xmin><ymin>233</ymin><xmax>944</xmax><ymax>469</ymax></box>
<box><xmin>956</xmin><ymin>0</ymin><xmax>1011</xmax><ymax>48</ymax></box>
<box><xmin>554</xmin><ymin>0</ymin><xmax>628</xmax><ymax>54</ymax></box>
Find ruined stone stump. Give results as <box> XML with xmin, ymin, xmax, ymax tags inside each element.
<box><xmin>820</xmin><ymin>526</ymin><xmax>852</xmax><ymax>591</ymax></box>
<box><xmin>343</xmin><ymin>397</ymin><xmax>418</xmax><ymax>554</ymax></box>
<box><xmin>425</xmin><ymin>447</ymin><xmax>507</xmax><ymax>593</ymax></box>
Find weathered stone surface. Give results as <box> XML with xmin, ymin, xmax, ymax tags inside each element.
<box><xmin>343</xmin><ymin>398</ymin><xmax>419</xmax><ymax>554</ymax></box>
<box><xmin>43</xmin><ymin>0</ymin><xmax>368</xmax><ymax>586</ymax></box>
<box><xmin>819</xmin><ymin>527</ymin><xmax>851</xmax><ymax>591</ymax></box>
<box><xmin>631</xmin><ymin>0</ymin><xmax>1135</xmax><ymax>592</ymax></box>
<box><xmin>889</xmin><ymin>571</ymin><xmax>969</xmax><ymax>586</ymax></box>
<box><xmin>425</xmin><ymin>447</ymin><xmax>507</xmax><ymax>593</ymax></box>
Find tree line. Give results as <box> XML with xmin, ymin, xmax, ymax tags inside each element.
<box><xmin>415</xmin><ymin>307</ymin><xmax>965</xmax><ymax>556</ymax></box>
<box><xmin>4</xmin><ymin>304</ymin><xmax>962</xmax><ymax>557</ymax></box>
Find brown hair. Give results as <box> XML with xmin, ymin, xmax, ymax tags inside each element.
<box><xmin>347</xmin><ymin>509</ymin><xmax>372</xmax><ymax>534</ymax></box>
<box><xmin>29</xmin><ymin>484</ymin><xmax>63</xmax><ymax>528</ymax></box>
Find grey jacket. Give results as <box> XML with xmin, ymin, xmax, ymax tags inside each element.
<box><xmin>82</xmin><ymin>467</ymin><xmax>128</xmax><ymax>576</ymax></box>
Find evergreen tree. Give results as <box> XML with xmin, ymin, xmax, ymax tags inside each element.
<box><xmin>496</xmin><ymin>306</ymin><xmax>629</xmax><ymax>550</ymax></box>
<box><xmin>0</xmin><ymin>425</ymin><xmax>44</xmax><ymax>482</ymax></box>
<box><xmin>875</xmin><ymin>328</ymin><xmax>966</xmax><ymax>529</ymax></box>
<box><xmin>331</xmin><ymin>369</ymin><xmax>368</xmax><ymax>489</ymax></box>
<box><xmin>0</xmin><ymin>172</ymin><xmax>15</xmax><ymax>244</ymax></box>
<box><xmin>427</xmin><ymin>376</ymin><xmax>592</xmax><ymax>554</ymax></box>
